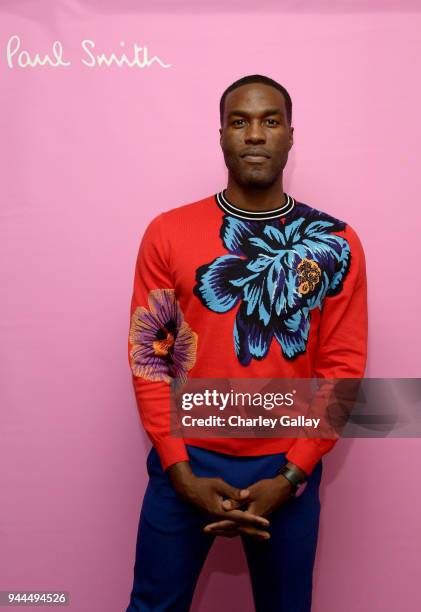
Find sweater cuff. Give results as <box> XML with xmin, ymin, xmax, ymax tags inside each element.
<box><xmin>285</xmin><ymin>438</ymin><xmax>337</xmax><ymax>477</ymax></box>
<box><xmin>154</xmin><ymin>437</ymin><xmax>190</xmax><ymax>472</ymax></box>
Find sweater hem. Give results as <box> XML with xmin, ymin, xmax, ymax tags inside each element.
<box><xmin>182</xmin><ymin>437</ymin><xmax>297</xmax><ymax>457</ymax></box>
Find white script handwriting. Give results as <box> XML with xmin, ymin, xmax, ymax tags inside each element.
<box><xmin>6</xmin><ymin>35</ymin><xmax>71</xmax><ymax>68</ymax></box>
<box><xmin>4</xmin><ymin>36</ymin><xmax>171</xmax><ymax>70</ymax></box>
<box><xmin>81</xmin><ymin>40</ymin><xmax>171</xmax><ymax>68</ymax></box>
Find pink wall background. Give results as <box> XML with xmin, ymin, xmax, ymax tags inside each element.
<box><xmin>1</xmin><ymin>2</ymin><xmax>420</xmax><ymax>611</ymax></box>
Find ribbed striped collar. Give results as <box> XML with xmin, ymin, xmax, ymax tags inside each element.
<box><xmin>215</xmin><ymin>189</ymin><xmax>295</xmax><ymax>221</ymax></box>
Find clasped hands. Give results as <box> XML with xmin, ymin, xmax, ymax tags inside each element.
<box><xmin>202</xmin><ymin>475</ymin><xmax>292</xmax><ymax>540</ymax></box>
<box><xmin>168</xmin><ymin>461</ymin><xmax>301</xmax><ymax>541</ymax></box>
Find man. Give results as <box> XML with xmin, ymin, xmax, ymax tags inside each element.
<box><xmin>126</xmin><ymin>74</ymin><xmax>367</xmax><ymax>611</ymax></box>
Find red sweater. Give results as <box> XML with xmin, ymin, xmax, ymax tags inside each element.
<box><xmin>128</xmin><ymin>191</ymin><xmax>368</xmax><ymax>476</ymax></box>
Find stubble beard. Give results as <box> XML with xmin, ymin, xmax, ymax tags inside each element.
<box><xmin>223</xmin><ymin>150</ymin><xmax>286</xmax><ymax>191</ymax></box>
<box><xmin>229</xmin><ymin>163</ymin><xmax>281</xmax><ymax>190</ymax></box>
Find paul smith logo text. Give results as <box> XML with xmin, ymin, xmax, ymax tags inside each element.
<box><xmin>3</xmin><ymin>35</ymin><xmax>171</xmax><ymax>69</ymax></box>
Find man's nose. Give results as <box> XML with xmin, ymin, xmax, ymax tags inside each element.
<box><xmin>244</xmin><ymin>120</ymin><xmax>266</xmax><ymax>143</ymax></box>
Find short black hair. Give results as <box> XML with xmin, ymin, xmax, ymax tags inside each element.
<box><xmin>219</xmin><ymin>74</ymin><xmax>292</xmax><ymax>127</ymax></box>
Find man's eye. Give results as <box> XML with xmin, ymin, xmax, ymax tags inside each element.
<box><xmin>232</xmin><ymin>119</ymin><xmax>245</xmax><ymax>126</ymax></box>
<box><xmin>266</xmin><ymin>118</ymin><xmax>279</xmax><ymax>126</ymax></box>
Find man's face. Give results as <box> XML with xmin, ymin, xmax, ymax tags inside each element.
<box><xmin>219</xmin><ymin>83</ymin><xmax>294</xmax><ymax>189</ymax></box>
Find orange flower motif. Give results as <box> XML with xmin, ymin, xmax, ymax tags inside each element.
<box><xmin>297</xmin><ymin>258</ymin><xmax>321</xmax><ymax>295</ymax></box>
<box><xmin>129</xmin><ymin>289</ymin><xmax>198</xmax><ymax>385</ymax></box>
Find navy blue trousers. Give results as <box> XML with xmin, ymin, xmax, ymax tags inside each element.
<box><xmin>126</xmin><ymin>444</ymin><xmax>323</xmax><ymax>612</ymax></box>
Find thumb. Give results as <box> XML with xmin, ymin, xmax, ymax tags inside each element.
<box><xmin>217</xmin><ymin>481</ymin><xmax>250</xmax><ymax>507</ymax></box>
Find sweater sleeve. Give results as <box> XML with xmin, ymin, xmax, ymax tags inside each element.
<box><xmin>285</xmin><ymin>223</ymin><xmax>368</xmax><ymax>476</ymax></box>
<box><xmin>128</xmin><ymin>213</ymin><xmax>191</xmax><ymax>471</ymax></box>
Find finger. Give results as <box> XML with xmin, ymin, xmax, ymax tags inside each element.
<box><xmin>203</xmin><ymin>519</ymin><xmax>239</xmax><ymax>538</ymax></box>
<box><xmin>238</xmin><ymin>525</ymin><xmax>271</xmax><ymax>540</ymax></box>
<box><xmin>216</xmin><ymin>480</ymin><xmax>250</xmax><ymax>503</ymax></box>
<box><xmin>204</xmin><ymin>519</ymin><xmax>237</xmax><ymax>532</ymax></box>
<box><xmin>212</xmin><ymin>529</ymin><xmax>239</xmax><ymax>538</ymax></box>
<box><xmin>204</xmin><ymin>518</ymin><xmax>270</xmax><ymax>540</ymax></box>
<box><xmin>222</xmin><ymin>497</ymin><xmax>246</xmax><ymax>511</ymax></box>
<box><xmin>224</xmin><ymin>509</ymin><xmax>270</xmax><ymax>528</ymax></box>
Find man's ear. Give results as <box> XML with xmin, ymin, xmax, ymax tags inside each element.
<box><xmin>289</xmin><ymin>126</ymin><xmax>294</xmax><ymax>150</ymax></box>
<box><xmin>219</xmin><ymin>126</ymin><xmax>223</xmax><ymax>144</ymax></box>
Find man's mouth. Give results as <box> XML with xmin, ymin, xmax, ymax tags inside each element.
<box><xmin>241</xmin><ymin>154</ymin><xmax>269</xmax><ymax>163</ymax></box>
<box><xmin>240</xmin><ymin>150</ymin><xmax>270</xmax><ymax>163</ymax></box>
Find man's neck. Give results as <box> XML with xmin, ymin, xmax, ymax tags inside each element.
<box><xmin>224</xmin><ymin>177</ymin><xmax>286</xmax><ymax>212</ymax></box>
